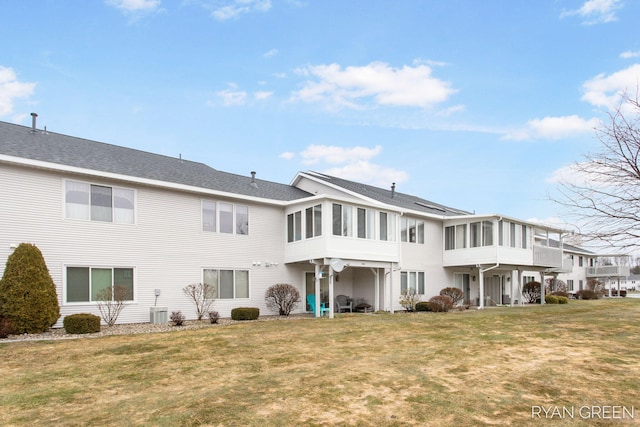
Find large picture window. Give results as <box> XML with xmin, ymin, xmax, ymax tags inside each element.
<box><xmin>66</xmin><ymin>266</ymin><xmax>134</xmax><ymax>303</ymax></box>
<box><xmin>203</xmin><ymin>268</ymin><xmax>249</xmax><ymax>299</ymax></box>
<box><xmin>65</xmin><ymin>181</ymin><xmax>134</xmax><ymax>224</ymax></box>
<box><xmin>401</xmin><ymin>217</ymin><xmax>424</xmax><ymax>244</ymax></box>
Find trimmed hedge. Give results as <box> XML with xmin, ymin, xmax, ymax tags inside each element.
<box><xmin>63</xmin><ymin>313</ymin><xmax>101</xmax><ymax>334</ymax></box>
<box><xmin>545</xmin><ymin>295</ymin><xmax>559</xmax><ymax>304</ymax></box>
<box><xmin>231</xmin><ymin>307</ymin><xmax>259</xmax><ymax>321</ymax></box>
<box><xmin>415</xmin><ymin>301</ymin><xmax>431</xmax><ymax>312</ymax></box>
<box><xmin>557</xmin><ymin>296</ymin><xmax>569</xmax><ymax>304</ymax></box>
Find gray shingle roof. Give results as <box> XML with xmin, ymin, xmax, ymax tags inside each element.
<box><xmin>306</xmin><ymin>171</ymin><xmax>471</xmax><ymax>217</ymax></box>
<box><xmin>0</xmin><ymin>121</ymin><xmax>312</xmax><ymax>201</ymax></box>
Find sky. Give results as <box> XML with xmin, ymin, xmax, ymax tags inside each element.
<box><xmin>1</xmin><ymin>0</ymin><xmax>640</xmax><ymax>230</ymax></box>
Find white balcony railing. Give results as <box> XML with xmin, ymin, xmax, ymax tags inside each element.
<box><xmin>532</xmin><ymin>245</ymin><xmax>562</xmax><ymax>268</ymax></box>
<box><xmin>586</xmin><ymin>266</ymin><xmax>631</xmax><ymax>278</ymax></box>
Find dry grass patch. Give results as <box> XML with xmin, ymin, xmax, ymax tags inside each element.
<box><xmin>1</xmin><ymin>299</ymin><xmax>639</xmax><ymax>426</ymax></box>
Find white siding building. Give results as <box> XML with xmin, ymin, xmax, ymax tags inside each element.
<box><xmin>0</xmin><ymin>118</ymin><xmax>617</xmax><ymax>327</ymax></box>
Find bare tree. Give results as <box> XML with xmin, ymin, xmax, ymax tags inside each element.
<box><xmin>554</xmin><ymin>94</ymin><xmax>640</xmax><ymax>250</ymax></box>
<box><xmin>183</xmin><ymin>283</ymin><xmax>215</xmax><ymax>320</ymax></box>
<box><xmin>265</xmin><ymin>283</ymin><xmax>300</xmax><ymax>316</ymax></box>
<box><xmin>96</xmin><ymin>285</ymin><xmax>131</xmax><ymax>327</ymax></box>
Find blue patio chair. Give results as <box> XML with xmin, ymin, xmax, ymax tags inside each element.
<box><xmin>307</xmin><ymin>294</ymin><xmax>329</xmax><ymax>316</ymax></box>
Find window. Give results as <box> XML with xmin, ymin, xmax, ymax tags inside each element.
<box><xmin>219</xmin><ymin>202</ymin><xmax>233</xmax><ymax>234</ymax></box>
<box><xmin>401</xmin><ymin>271</ymin><xmax>426</xmax><ymax>294</ymax></box>
<box><xmin>332</xmin><ymin>204</ymin><xmax>352</xmax><ymax>237</ymax></box>
<box><xmin>510</xmin><ymin>222</ymin><xmax>517</xmax><ymax>248</ymax></box>
<box><xmin>482</xmin><ymin>221</ymin><xmax>493</xmax><ymax>246</ymax></box>
<box><xmin>470</xmin><ymin>222</ymin><xmax>481</xmax><ymax>248</ymax></box>
<box><xmin>357</xmin><ymin>208</ymin><xmax>366</xmax><ymax>239</ymax></box>
<box><xmin>203</xmin><ymin>201</ymin><xmax>217</xmax><ymax>232</ymax></box>
<box><xmin>499</xmin><ymin>220</ymin><xmax>504</xmax><ymax>246</ymax></box>
<box><xmin>401</xmin><ymin>217</ymin><xmax>424</xmax><ymax>243</ymax></box>
<box><xmin>579</xmin><ymin>256</ymin><xmax>584</xmax><ymax>267</ymax></box>
<box><xmin>287</xmin><ymin>211</ymin><xmax>302</xmax><ymax>242</ymax></box>
<box><xmin>203</xmin><ymin>269</ymin><xmax>249</xmax><ymax>299</ymax></box>
<box><xmin>203</xmin><ymin>200</ymin><xmax>249</xmax><ymax>235</ymax></box>
<box><xmin>445</xmin><ymin>226</ymin><xmax>455</xmax><ymax>250</ymax></box>
<box><xmin>236</xmin><ymin>205</ymin><xmax>248</xmax><ymax>235</ymax></box>
<box><xmin>380</xmin><ymin>212</ymin><xmax>388</xmax><ymax>241</ymax></box>
<box><xmin>65</xmin><ymin>181</ymin><xmax>134</xmax><ymax>224</ymax></box>
<box><xmin>567</xmin><ymin>280</ymin><xmax>574</xmax><ymax>291</ymax></box>
<box><xmin>357</xmin><ymin>208</ymin><xmax>376</xmax><ymax>239</ymax></box>
<box><xmin>456</xmin><ymin>224</ymin><xmax>467</xmax><ymax>249</ymax></box>
<box><xmin>305</xmin><ymin>204</ymin><xmax>322</xmax><ymax>238</ymax></box>
<box><xmin>66</xmin><ymin>266</ymin><xmax>134</xmax><ymax>303</ymax></box>
<box><xmin>521</xmin><ymin>225</ymin><xmax>528</xmax><ymax>249</ymax></box>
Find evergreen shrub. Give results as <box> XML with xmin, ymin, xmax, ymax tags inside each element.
<box><xmin>0</xmin><ymin>243</ymin><xmax>60</xmax><ymax>333</ymax></box>
<box><xmin>231</xmin><ymin>307</ymin><xmax>259</xmax><ymax>320</ymax></box>
<box><xmin>63</xmin><ymin>313</ymin><xmax>101</xmax><ymax>334</ymax></box>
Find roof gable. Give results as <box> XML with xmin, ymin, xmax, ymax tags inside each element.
<box><xmin>300</xmin><ymin>171</ymin><xmax>471</xmax><ymax>217</ymax></box>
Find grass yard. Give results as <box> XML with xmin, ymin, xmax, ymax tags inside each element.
<box><xmin>1</xmin><ymin>299</ymin><xmax>640</xmax><ymax>426</ymax></box>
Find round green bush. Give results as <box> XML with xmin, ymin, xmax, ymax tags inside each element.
<box><xmin>415</xmin><ymin>301</ymin><xmax>431</xmax><ymax>312</ymax></box>
<box><xmin>557</xmin><ymin>296</ymin><xmax>569</xmax><ymax>304</ymax></box>
<box><xmin>231</xmin><ymin>307</ymin><xmax>259</xmax><ymax>321</ymax></box>
<box><xmin>545</xmin><ymin>295</ymin><xmax>559</xmax><ymax>304</ymax></box>
<box><xmin>0</xmin><ymin>243</ymin><xmax>60</xmax><ymax>333</ymax></box>
<box><xmin>63</xmin><ymin>313</ymin><xmax>101</xmax><ymax>334</ymax></box>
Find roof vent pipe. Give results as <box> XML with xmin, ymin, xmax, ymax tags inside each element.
<box><xmin>391</xmin><ymin>182</ymin><xmax>396</xmax><ymax>198</ymax></box>
<box><xmin>250</xmin><ymin>171</ymin><xmax>258</xmax><ymax>189</ymax></box>
<box><xmin>30</xmin><ymin>113</ymin><xmax>38</xmax><ymax>132</ymax></box>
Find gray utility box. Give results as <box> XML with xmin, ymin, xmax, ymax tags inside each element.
<box><xmin>150</xmin><ymin>306</ymin><xmax>168</xmax><ymax>324</ymax></box>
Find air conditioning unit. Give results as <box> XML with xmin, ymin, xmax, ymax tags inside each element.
<box><xmin>150</xmin><ymin>306</ymin><xmax>168</xmax><ymax>324</ymax></box>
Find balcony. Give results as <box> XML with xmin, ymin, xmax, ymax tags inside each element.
<box><xmin>586</xmin><ymin>266</ymin><xmax>631</xmax><ymax>278</ymax></box>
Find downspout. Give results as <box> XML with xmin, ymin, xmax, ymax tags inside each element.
<box><xmin>477</xmin><ymin>263</ymin><xmax>500</xmax><ymax>309</ymax></box>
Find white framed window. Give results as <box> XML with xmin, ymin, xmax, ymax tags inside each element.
<box><xmin>203</xmin><ymin>268</ymin><xmax>249</xmax><ymax>299</ymax></box>
<box><xmin>66</xmin><ymin>266</ymin><xmax>134</xmax><ymax>303</ymax></box>
<box><xmin>65</xmin><ymin>180</ymin><xmax>134</xmax><ymax>224</ymax></box>
<box><xmin>202</xmin><ymin>200</ymin><xmax>249</xmax><ymax>235</ymax></box>
<box><xmin>401</xmin><ymin>217</ymin><xmax>424</xmax><ymax>243</ymax></box>
<box><xmin>400</xmin><ymin>271</ymin><xmax>426</xmax><ymax>294</ymax></box>
<box><xmin>305</xmin><ymin>204</ymin><xmax>322</xmax><ymax>239</ymax></box>
<box><xmin>332</xmin><ymin>203</ymin><xmax>352</xmax><ymax>237</ymax></box>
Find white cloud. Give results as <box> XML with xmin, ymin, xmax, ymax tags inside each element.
<box><xmin>503</xmin><ymin>115</ymin><xmax>600</xmax><ymax>141</ymax></box>
<box><xmin>279</xmin><ymin>151</ymin><xmax>295</xmax><ymax>160</ymax></box>
<box><xmin>283</xmin><ymin>144</ymin><xmax>408</xmax><ymax>189</ymax></box>
<box><xmin>324</xmin><ymin>161</ymin><xmax>409</xmax><ymax>189</ymax></box>
<box><xmin>560</xmin><ymin>0</ymin><xmax>622</xmax><ymax>24</ymax></box>
<box><xmin>0</xmin><ymin>66</ymin><xmax>36</xmax><ymax>117</ymax></box>
<box><xmin>299</xmin><ymin>144</ymin><xmax>382</xmax><ymax>165</ymax></box>
<box><xmin>106</xmin><ymin>0</ymin><xmax>161</xmax><ymax>11</ymax></box>
<box><xmin>211</xmin><ymin>0</ymin><xmax>272</xmax><ymax>20</ymax></box>
<box><xmin>620</xmin><ymin>50</ymin><xmax>640</xmax><ymax>59</ymax></box>
<box><xmin>216</xmin><ymin>89</ymin><xmax>247</xmax><ymax>106</ymax></box>
<box><xmin>263</xmin><ymin>48</ymin><xmax>278</xmax><ymax>58</ymax></box>
<box><xmin>291</xmin><ymin>61</ymin><xmax>457</xmax><ymax>110</ymax></box>
<box><xmin>254</xmin><ymin>91</ymin><xmax>273</xmax><ymax>100</ymax></box>
<box><xmin>582</xmin><ymin>64</ymin><xmax>640</xmax><ymax>109</ymax></box>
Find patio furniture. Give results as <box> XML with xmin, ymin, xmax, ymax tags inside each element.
<box><xmin>335</xmin><ymin>294</ymin><xmax>353</xmax><ymax>313</ymax></box>
<box><xmin>307</xmin><ymin>294</ymin><xmax>329</xmax><ymax>316</ymax></box>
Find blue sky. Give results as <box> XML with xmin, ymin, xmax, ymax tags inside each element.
<box><xmin>1</xmin><ymin>0</ymin><xmax>639</xmax><ymax>227</ymax></box>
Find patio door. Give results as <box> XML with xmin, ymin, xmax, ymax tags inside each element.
<box><xmin>454</xmin><ymin>273</ymin><xmax>471</xmax><ymax>305</ymax></box>
<box><xmin>305</xmin><ymin>272</ymin><xmax>329</xmax><ymax>311</ymax></box>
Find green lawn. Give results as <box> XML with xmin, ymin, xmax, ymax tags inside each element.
<box><xmin>1</xmin><ymin>299</ymin><xmax>639</xmax><ymax>426</ymax></box>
